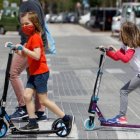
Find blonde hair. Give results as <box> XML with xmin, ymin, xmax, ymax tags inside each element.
<box><xmin>120</xmin><ymin>22</ymin><xmax>140</xmax><ymax>48</ymax></box>
<box><xmin>20</xmin><ymin>11</ymin><xmax>42</xmax><ymax>34</ymax></box>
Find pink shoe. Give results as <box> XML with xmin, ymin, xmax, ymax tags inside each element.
<box><xmin>117</xmin><ymin>116</ymin><xmax>128</xmax><ymax>124</ymax></box>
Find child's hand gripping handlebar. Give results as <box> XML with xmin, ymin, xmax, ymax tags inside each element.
<box><xmin>96</xmin><ymin>46</ymin><xmax>108</xmax><ymax>52</ymax></box>
<box><xmin>96</xmin><ymin>46</ymin><xmax>114</xmax><ymax>52</ymax></box>
<box><xmin>5</xmin><ymin>42</ymin><xmax>23</xmax><ymax>51</ymax></box>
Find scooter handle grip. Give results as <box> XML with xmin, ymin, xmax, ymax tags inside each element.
<box><xmin>7</xmin><ymin>44</ymin><xmax>23</xmax><ymax>50</ymax></box>
<box><xmin>5</xmin><ymin>42</ymin><xmax>13</xmax><ymax>48</ymax></box>
<box><xmin>17</xmin><ymin>45</ymin><xmax>23</xmax><ymax>50</ymax></box>
<box><xmin>96</xmin><ymin>46</ymin><xmax>113</xmax><ymax>52</ymax></box>
<box><xmin>96</xmin><ymin>46</ymin><xmax>107</xmax><ymax>52</ymax></box>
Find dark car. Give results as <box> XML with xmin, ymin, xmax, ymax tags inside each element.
<box><xmin>90</xmin><ymin>7</ymin><xmax>117</xmax><ymax>30</ymax></box>
<box><xmin>0</xmin><ymin>7</ymin><xmax>19</xmax><ymax>34</ymax></box>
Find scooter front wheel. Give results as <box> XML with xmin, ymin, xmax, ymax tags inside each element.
<box><xmin>0</xmin><ymin>120</ymin><xmax>8</xmax><ymax>138</ymax></box>
<box><xmin>51</xmin><ymin>118</ymin><xmax>62</xmax><ymax>130</ymax></box>
<box><xmin>84</xmin><ymin>118</ymin><xmax>95</xmax><ymax>130</ymax></box>
<box><xmin>52</xmin><ymin>119</ymin><xmax>70</xmax><ymax>137</ymax></box>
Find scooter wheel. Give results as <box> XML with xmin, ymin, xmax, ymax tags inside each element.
<box><xmin>0</xmin><ymin>120</ymin><xmax>8</xmax><ymax>138</ymax></box>
<box><xmin>52</xmin><ymin>119</ymin><xmax>70</xmax><ymax>137</ymax></box>
<box><xmin>84</xmin><ymin>118</ymin><xmax>95</xmax><ymax>130</ymax></box>
<box><xmin>51</xmin><ymin>118</ymin><xmax>62</xmax><ymax>130</ymax></box>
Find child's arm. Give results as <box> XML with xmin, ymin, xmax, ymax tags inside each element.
<box><xmin>22</xmin><ymin>47</ymin><xmax>41</xmax><ymax>60</ymax></box>
<box><xmin>107</xmin><ymin>48</ymin><xmax>135</xmax><ymax>63</ymax></box>
<box><xmin>14</xmin><ymin>43</ymin><xmax>41</xmax><ymax>60</ymax></box>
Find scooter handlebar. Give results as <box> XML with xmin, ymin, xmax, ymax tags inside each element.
<box><xmin>5</xmin><ymin>42</ymin><xmax>23</xmax><ymax>50</ymax></box>
<box><xmin>96</xmin><ymin>46</ymin><xmax>113</xmax><ymax>52</ymax></box>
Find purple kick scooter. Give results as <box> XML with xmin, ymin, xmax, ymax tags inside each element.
<box><xmin>84</xmin><ymin>47</ymin><xmax>140</xmax><ymax>130</ymax></box>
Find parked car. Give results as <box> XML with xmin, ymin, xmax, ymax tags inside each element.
<box><xmin>46</xmin><ymin>12</ymin><xmax>78</xmax><ymax>24</ymax></box>
<box><xmin>49</xmin><ymin>14</ymin><xmax>58</xmax><ymax>23</ymax></box>
<box><xmin>121</xmin><ymin>2</ymin><xmax>140</xmax><ymax>26</ymax></box>
<box><xmin>90</xmin><ymin>7</ymin><xmax>117</xmax><ymax>30</ymax></box>
<box><xmin>55</xmin><ymin>12</ymin><xmax>69</xmax><ymax>23</ymax></box>
<box><xmin>0</xmin><ymin>7</ymin><xmax>19</xmax><ymax>34</ymax></box>
<box><xmin>78</xmin><ymin>12</ymin><xmax>90</xmax><ymax>27</ymax></box>
<box><xmin>111</xmin><ymin>9</ymin><xmax>122</xmax><ymax>36</ymax></box>
<box><xmin>45</xmin><ymin>13</ymin><xmax>50</xmax><ymax>23</ymax></box>
<box><xmin>67</xmin><ymin>12</ymin><xmax>78</xmax><ymax>23</ymax></box>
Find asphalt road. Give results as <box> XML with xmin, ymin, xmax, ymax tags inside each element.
<box><xmin>0</xmin><ymin>24</ymin><xmax>140</xmax><ymax>139</ymax></box>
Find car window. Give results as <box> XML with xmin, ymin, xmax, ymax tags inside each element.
<box><xmin>2</xmin><ymin>8</ymin><xmax>18</xmax><ymax>17</ymax></box>
<box><xmin>134</xmin><ymin>5</ymin><xmax>140</xmax><ymax>17</ymax></box>
<box><xmin>115</xmin><ymin>10</ymin><xmax>122</xmax><ymax>16</ymax></box>
<box><xmin>126</xmin><ymin>6</ymin><xmax>132</xmax><ymax>17</ymax></box>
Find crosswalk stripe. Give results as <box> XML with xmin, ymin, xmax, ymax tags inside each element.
<box><xmin>105</xmin><ymin>68</ymin><xmax>125</xmax><ymax>74</ymax></box>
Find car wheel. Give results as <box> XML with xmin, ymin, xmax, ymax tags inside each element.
<box><xmin>85</xmin><ymin>21</ymin><xmax>90</xmax><ymax>28</ymax></box>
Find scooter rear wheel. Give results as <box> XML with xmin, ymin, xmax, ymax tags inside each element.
<box><xmin>52</xmin><ymin>118</ymin><xmax>70</xmax><ymax>137</ymax></box>
<box><xmin>84</xmin><ymin>118</ymin><xmax>95</xmax><ymax>130</ymax></box>
<box><xmin>0</xmin><ymin>120</ymin><xmax>8</xmax><ymax>138</ymax></box>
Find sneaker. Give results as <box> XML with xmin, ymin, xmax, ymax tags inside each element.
<box><xmin>118</xmin><ymin>116</ymin><xmax>128</xmax><ymax>124</ymax></box>
<box><xmin>64</xmin><ymin>115</ymin><xmax>75</xmax><ymax>131</ymax></box>
<box><xmin>36</xmin><ymin>111</ymin><xmax>47</xmax><ymax>121</ymax></box>
<box><xmin>21</xmin><ymin>111</ymin><xmax>47</xmax><ymax>121</ymax></box>
<box><xmin>10</xmin><ymin>106</ymin><xmax>28</xmax><ymax>120</ymax></box>
<box><xmin>19</xmin><ymin>122</ymin><xmax>39</xmax><ymax>131</ymax></box>
<box><xmin>107</xmin><ymin>115</ymin><xmax>128</xmax><ymax>124</ymax></box>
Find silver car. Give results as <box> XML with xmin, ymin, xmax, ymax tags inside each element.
<box><xmin>111</xmin><ymin>9</ymin><xmax>122</xmax><ymax>36</ymax></box>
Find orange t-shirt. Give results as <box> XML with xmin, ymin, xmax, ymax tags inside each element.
<box><xmin>25</xmin><ymin>33</ymin><xmax>49</xmax><ymax>75</ymax></box>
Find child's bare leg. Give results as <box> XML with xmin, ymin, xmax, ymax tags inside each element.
<box><xmin>24</xmin><ymin>88</ymin><xmax>36</xmax><ymax>118</ymax></box>
<box><xmin>38</xmin><ymin>93</ymin><xmax>65</xmax><ymax>118</ymax></box>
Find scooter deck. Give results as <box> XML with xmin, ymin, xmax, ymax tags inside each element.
<box><xmin>11</xmin><ymin>128</ymin><xmax>63</xmax><ymax>134</ymax></box>
<box><xmin>11</xmin><ymin>117</ymin><xmax>55</xmax><ymax>123</ymax></box>
<box><xmin>101</xmin><ymin>122</ymin><xmax>140</xmax><ymax>128</ymax></box>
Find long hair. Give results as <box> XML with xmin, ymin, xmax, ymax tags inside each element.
<box><xmin>120</xmin><ymin>22</ymin><xmax>140</xmax><ymax>48</ymax></box>
<box><xmin>20</xmin><ymin>11</ymin><xmax>43</xmax><ymax>34</ymax></box>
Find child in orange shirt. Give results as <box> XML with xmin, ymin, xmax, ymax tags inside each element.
<box><xmin>15</xmin><ymin>11</ymin><xmax>74</xmax><ymax>131</ymax></box>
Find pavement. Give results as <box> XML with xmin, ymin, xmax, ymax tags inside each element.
<box><xmin>0</xmin><ymin>24</ymin><xmax>140</xmax><ymax>139</ymax></box>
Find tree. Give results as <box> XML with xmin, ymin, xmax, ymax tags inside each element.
<box><xmin>43</xmin><ymin>0</ymin><xmax>81</xmax><ymax>14</ymax></box>
<box><xmin>1</xmin><ymin>0</ymin><xmax>140</xmax><ymax>13</ymax></box>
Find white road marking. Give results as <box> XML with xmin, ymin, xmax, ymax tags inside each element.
<box><xmin>105</xmin><ymin>68</ymin><xmax>125</xmax><ymax>74</ymax></box>
<box><xmin>115</xmin><ymin>127</ymin><xmax>140</xmax><ymax>139</ymax></box>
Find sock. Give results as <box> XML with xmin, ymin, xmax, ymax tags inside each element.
<box><xmin>36</xmin><ymin>111</ymin><xmax>44</xmax><ymax>117</ymax></box>
<box><xmin>20</xmin><ymin>105</ymin><xmax>26</xmax><ymax>108</ymax></box>
<box><xmin>20</xmin><ymin>105</ymin><xmax>26</xmax><ymax>110</ymax></box>
<box><xmin>62</xmin><ymin>115</ymin><xmax>70</xmax><ymax>122</ymax></box>
<box><xmin>29</xmin><ymin>118</ymin><xmax>37</xmax><ymax>125</ymax></box>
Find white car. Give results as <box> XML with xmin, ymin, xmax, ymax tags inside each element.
<box><xmin>79</xmin><ymin>12</ymin><xmax>90</xmax><ymax>27</ymax></box>
<box><xmin>111</xmin><ymin>10</ymin><xmax>122</xmax><ymax>36</ymax></box>
<box><xmin>45</xmin><ymin>14</ymin><xmax>50</xmax><ymax>23</ymax></box>
<box><xmin>121</xmin><ymin>2</ymin><xmax>140</xmax><ymax>26</ymax></box>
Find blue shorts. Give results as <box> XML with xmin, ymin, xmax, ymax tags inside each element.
<box><xmin>26</xmin><ymin>72</ymin><xmax>49</xmax><ymax>94</ymax></box>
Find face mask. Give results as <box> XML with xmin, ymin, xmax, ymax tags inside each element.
<box><xmin>22</xmin><ymin>25</ymin><xmax>35</xmax><ymax>36</ymax></box>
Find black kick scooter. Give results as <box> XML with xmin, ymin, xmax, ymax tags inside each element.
<box><xmin>0</xmin><ymin>42</ymin><xmax>71</xmax><ymax>138</ymax></box>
